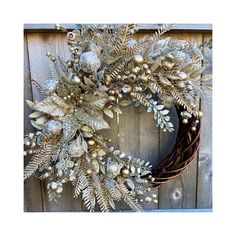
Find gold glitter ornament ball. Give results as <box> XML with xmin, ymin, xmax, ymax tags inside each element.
<box><xmin>133</xmin><ymin>54</ymin><xmax>144</xmax><ymax>65</ymax></box>
<box><xmin>79</xmin><ymin>51</ymin><xmax>101</xmax><ymax>73</ymax></box>
<box><xmin>68</xmin><ymin>140</ymin><xmax>84</xmax><ymax>157</ymax></box>
<box><xmin>43</xmin><ymin>120</ymin><xmax>63</xmax><ymax>136</ymax></box>
<box><xmin>107</xmin><ymin>161</ymin><xmax>119</xmax><ymax>177</ymax></box>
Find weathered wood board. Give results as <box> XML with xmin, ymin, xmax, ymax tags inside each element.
<box><xmin>158</xmin><ymin>33</ymin><xmax>203</xmax><ymax>209</ymax></box>
<box><xmin>24</xmin><ymin>35</ymin><xmax>44</xmax><ymax>212</ymax></box>
<box><xmin>197</xmin><ymin>33</ymin><xmax>212</xmax><ymax>208</ymax></box>
<box><xmin>24</xmin><ymin>28</ymin><xmax>212</xmax><ymax>212</ymax></box>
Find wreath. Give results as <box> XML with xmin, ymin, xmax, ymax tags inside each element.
<box><xmin>24</xmin><ymin>24</ymin><xmax>212</xmax><ymax>212</ymax></box>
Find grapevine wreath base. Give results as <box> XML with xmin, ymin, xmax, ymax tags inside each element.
<box><xmin>24</xmin><ymin>24</ymin><xmax>211</xmax><ymax>212</ymax></box>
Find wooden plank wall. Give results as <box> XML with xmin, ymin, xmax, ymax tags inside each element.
<box><xmin>24</xmin><ymin>28</ymin><xmax>212</xmax><ymax>212</ymax></box>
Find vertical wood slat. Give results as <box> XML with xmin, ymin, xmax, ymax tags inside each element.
<box><xmin>158</xmin><ymin>33</ymin><xmax>204</xmax><ymax>209</ymax></box>
<box><xmin>197</xmin><ymin>33</ymin><xmax>212</xmax><ymax>208</ymax></box>
<box><xmin>26</xmin><ymin>32</ymin><xmax>83</xmax><ymax>212</ymax></box>
<box><xmin>24</xmin><ymin>35</ymin><xmax>44</xmax><ymax>212</ymax></box>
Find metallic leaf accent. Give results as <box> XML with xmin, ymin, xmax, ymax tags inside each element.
<box><xmin>33</xmin><ymin>94</ymin><xmax>70</xmax><ymax>117</ymax></box>
<box><xmin>113</xmin><ymin>106</ymin><xmax>122</xmax><ymax>114</ymax></box>
<box><xmin>26</xmin><ymin>100</ymin><xmax>35</xmax><ymax>109</ymax></box>
<box><xmin>29</xmin><ymin>111</ymin><xmax>43</xmax><ymax>118</ymax></box>
<box><xmin>119</xmin><ymin>100</ymin><xmax>131</xmax><ymax>106</ymax></box>
<box><xmin>103</xmin><ymin>108</ymin><xmax>114</xmax><ymax>118</ymax></box>
<box><xmin>126</xmin><ymin>178</ymin><xmax>135</xmax><ymax>190</ymax></box>
<box><xmin>62</xmin><ymin>114</ymin><xmax>80</xmax><ymax>142</ymax></box>
<box><xmin>74</xmin><ymin>108</ymin><xmax>109</xmax><ymax>130</ymax></box>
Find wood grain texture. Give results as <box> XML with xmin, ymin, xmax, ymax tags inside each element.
<box><xmin>158</xmin><ymin>33</ymin><xmax>203</xmax><ymax>209</ymax></box>
<box><xmin>197</xmin><ymin>33</ymin><xmax>212</xmax><ymax>208</ymax></box>
<box><xmin>24</xmin><ymin>35</ymin><xmax>44</xmax><ymax>212</ymax></box>
<box><xmin>137</xmin><ymin>107</ymin><xmax>160</xmax><ymax>210</ymax></box>
<box><xmin>26</xmin><ymin>32</ymin><xmax>83</xmax><ymax>211</ymax></box>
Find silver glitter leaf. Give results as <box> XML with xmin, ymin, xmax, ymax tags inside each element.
<box><xmin>63</xmin><ymin>114</ymin><xmax>80</xmax><ymax>142</ymax></box>
<box><xmin>130</xmin><ymin>166</ymin><xmax>136</xmax><ymax>174</ymax></box>
<box><xmin>126</xmin><ymin>179</ymin><xmax>135</xmax><ymax>190</ymax></box>
<box><xmin>140</xmin><ymin>170</ymin><xmax>151</xmax><ymax>177</ymax></box>
<box><xmin>160</xmin><ymin>110</ymin><xmax>169</xmax><ymax>115</ymax></box>
<box><xmin>156</xmin><ymin>105</ymin><xmax>164</xmax><ymax>110</ymax></box>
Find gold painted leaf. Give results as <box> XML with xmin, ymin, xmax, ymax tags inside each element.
<box><xmin>30</xmin><ymin>120</ymin><xmax>43</xmax><ymax>130</ymax></box>
<box><xmin>50</xmin><ymin>94</ymin><xmax>70</xmax><ymax>109</ymax></box>
<box><xmin>84</xmin><ymin>76</ymin><xmax>95</xmax><ymax>87</ymax></box>
<box><xmin>103</xmin><ymin>55</ymin><xmax>117</xmax><ymax>65</ymax></box>
<box><xmin>26</xmin><ymin>100</ymin><xmax>35</xmax><ymax>109</ymax></box>
<box><xmin>103</xmin><ymin>108</ymin><xmax>114</xmax><ymax>118</ymax></box>
<box><xmin>201</xmin><ymin>74</ymin><xmax>212</xmax><ymax>81</ymax></box>
<box><xmin>82</xmin><ymin>132</ymin><xmax>93</xmax><ymax>138</ymax></box>
<box><xmin>189</xmin><ymin>65</ymin><xmax>205</xmax><ymax>78</ymax></box>
<box><xmin>113</xmin><ymin>106</ymin><xmax>122</xmax><ymax>114</ymax></box>
<box><xmin>166</xmin><ymin>74</ymin><xmax>181</xmax><ymax>80</ymax></box>
<box><xmin>83</xmin><ymin>94</ymin><xmax>108</xmax><ymax>110</ymax></box>
<box><xmin>74</xmin><ymin>108</ymin><xmax>109</xmax><ymax>130</ymax></box>
<box><xmin>119</xmin><ymin>100</ymin><xmax>131</xmax><ymax>106</ymax></box>
<box><xmin>92</xmin><ymin>159</ymin><xmax>100</xmax><ymax>173</ymax></box>
<box><xmin>29</xmin><ymin>111</ymin><xmax>43</xmax><ymax>118</ymax></box>
<box><xmin>108</xmin><ymin>197</ymin><xmax>116</xmax><ymax>210</ymax></box>
<box><xmin>33</xmin><ymin>94</ymin><xmax>70</xmax><ymax>117</ymax></box>
<box><xmin>98</xmin><ymin>83</ymin><xmax>109</xmax><ymax>91</ymax></box>
<box><xmin>150</xmin><ymin>57</ymin><xmax>163</xmax><ymax>72</ymax></box>
<box><xmin>35</xmin><ymin>116</ymin><xmax>48</xmax><ymax>125</ymax></box>
<box><xmin>91</xmin><ymin>98</ymin><xmax>108</xmax><ymax>110</ymax></box>
<box><xmin>159</xmin><ymin>75</ymin><xmax>172</xmax><ymax>86</ymax></box>
<box><xmin>94</xmin><ymin>90</ymin><xmax>108</xmax><ymax>97</ymax></box>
